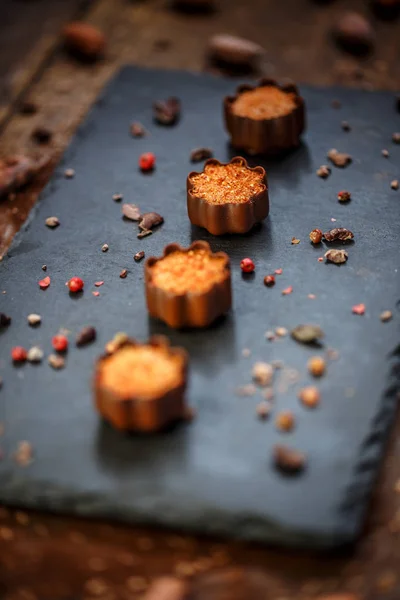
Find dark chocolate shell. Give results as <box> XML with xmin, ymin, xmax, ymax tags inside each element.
<box><xmin>187</xmin><ymin>157</ymin><xmax>268</xmax><ymax>235</ymax></box>
<box><xmin>145</xmin><ymin>240</ymin><xmax>232</xmax><ymax>328</ymax></box>
<box><xmin>94</xmin><ymin>336</ymin><xmax>188</xmax><ymax>432</ymax></box>
<box><xmin>224</xmin><ymin>78</ymin><xmax>306</xmax><ymax>155</ymax></box>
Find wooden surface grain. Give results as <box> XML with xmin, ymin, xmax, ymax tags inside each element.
<box><xmin>0</xmin><ymin>1</ymin><xmax>400</xmax><ymax>598</ymax></box>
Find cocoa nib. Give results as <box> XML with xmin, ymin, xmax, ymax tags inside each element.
<box><xmin>153</xmin><ymin>97</ymin><xmax>181</xmax><ymax>126</ymax></box>
<box><xmin>0</xmin><ymin>313</ymin><xmax>11</xmax><ymax>328</ymax></box>
<box><xmin>190</xmin><ymin>147</ymin><xmax>214</xmax><ymax>162</ymax></box>
<box><xmin>76</xmin><ymin>326</ymin><xmax>96</xmax><ymax>347</ymax></box>
<box><xmin>139</xmin><ymin>212</ymin><xmax>164</xmax><ymax>231</ymax></box>
<box><xmin>274</xmin><ymin>444</ymin><xmax>307</xmax><ymax>474</ymax></box>
<box><xmin>325</xmin><ymin>248</ymin><xmax>348</xmax><ymax>264</ymax></box>
<box><xmin>0</xmin><ymin>155</ymin><xmax>50</xmax><ymax>198</ymax></box>
<box><xmin>122</xmin><ymin>203</ymin><xmax>141</xmax><ymax>221</ymax></box>
<box><xmin>137</xmin><ymin>229</ymin><xmax>152</xmax><ymax>239</ymax></box>
<box><xmin>327</xmin><ymin>148</ymin><xmax>352</xmax><ymax>168</ymax></box>
<box><xmin>323</xmin><ymin>227</ymin><xmax>354</xmax><ymax>241</ymax></box>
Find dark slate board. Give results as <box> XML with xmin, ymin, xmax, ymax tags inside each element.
<box><xmin>0</xmin><ymin>67</ymin><xmax>399</xmax><ymax>549</ymax></box>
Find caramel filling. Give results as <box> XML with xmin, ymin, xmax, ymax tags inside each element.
<box><xmin>150</xmin><ymin>248</ymin><xmax>227</xmax><ymax>294</ymax></box>
<box><xmin>190</xmin><ymin>162</ymin><xmax>264</xmax><ymax>205</ymax></box>
<box><xmin>100</xmin><ymin>345</ymin><xmax>184</xmax><ymax>400</ymax></box>
<box><xmin>231</xmin><ymin>86</ymin><xmax>297</xmax><ymax>120</ymax></box>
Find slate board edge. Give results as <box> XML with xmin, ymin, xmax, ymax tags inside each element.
<box><xmin>1</xmin><ymin>66</ymin><xmax>399</xmax><ymax>550</ymax></box>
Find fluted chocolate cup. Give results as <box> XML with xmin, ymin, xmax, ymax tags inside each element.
<box><xmin>145</xmin><ymin>240</ymin><xmax>232</xmax><ymax>329</ymax></box>
<box><xmin>224</xmin><ymin>78</ymin><xmax>306</xmax><ymax>155</ymax></box>
<box><xmin>94</xmin><ymin>336</ymin><xmax>188</xmax><ymax>432</ymax></box>
<box><xmin>187</xmin><ymin>157</ymin><xmax>269</xmax><ymax>235</ymax></box>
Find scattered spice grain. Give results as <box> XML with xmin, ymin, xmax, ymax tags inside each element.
<box><xmin>42</xmin><ymin>265</ymin><xmax>47</xmax><ymax>271</ymax></box>
<box><xmin>317</xmin><ymin>165</ymin><xmax>331</xmax><ymax>179</ymax></box>
<box><xmin>64</xmin><ymin>168</ymin><xmax>75</xmax><ymax>179</ymax></box>
<box><xmin>328</xmin><ymin>148</ymin><xmax>352</xmax><ymax>168</ymax></box>
<box><xmin>48</xmin><ymin>354</ymin><xmax>65</xmax><ymax>369</ymax></box>
<box><xmin>309</xmin><ymin>228</ymin><xmax>323</xmax><ymax>244</ymax></box>
<box><xmin>122</xmin><ymin>203</ymin><xmax>141</xmax><ymax>221</ymax></box>
<box><xmin>391</xmin><ymin>179</ymin><xmax>399</xmax><ymax>190</ymax></box>
<box><xmin>240</xmin><ymin>257</ymin><xmax>255</xmax><ymax>273</ymax></box>
<box><xmin>282</xmin><ymin>286</ymin><xmax>293</xmax><ymax>295</ymax></box>
<box><xmin>130</xmin><ymin>122</ymin><xmax>146</xmax><ymax>137</ymax></box>
<box><xmin>337</xmin><ymin>190</ymin><xmax>351</xmax><ymax>202</ymax></box>
<box><xmin>275</xmin><ymin>327</ymin><xmax>288</xmax><ymax>337</ymax></box>
<box><xmin>39</xmin><ymin>276</ymin><xmax>51</xmax><ymax>290</ymax></box>
<box><xmin>299</xmin><ymin>386</ymin><xmax>321</xmax><ymax>408</ymax></box>
<box><xmin>112</xmin><ymin>193</ymin><xmax>123</xmax><ymax>202</ymax></box>
<box><xmin>275</xmin><ymin>268</ymin><xmax>283</xmax><ymax>275</ymax></box>
<box><xmin>341</xmin><ymin>121</ymin><xmax>351</xmax><ymax>131</ymax></box>
<box><xmin>134</xmin><ymin>250</ymin><xmax>145</xmax><ymax>262</ymax></box>
<box><xmin>45</xmin><ymin>216</ymin><xmax>60</xmax><ymax>228</ymax></box>
<box><xmin>139</xmin><ymin>152</ymin><xmax>156</xmax><ymax>171</ymax></box>
<box><xmin>256</xmin><ymin>401</ymin><xmax>271</xmax><ymax>420</ymax></box>
<box><xmin>27</xmin><ymin>313</ymin><xmax>41</xmax><ymax>326</ymax></box>
<box><xmin>392</xmin><ymin>132</ymin><xmax>400</xmax><ymax>144</ymax></box>
<box><xmin>14</xmin><ymin>440</ymin><xmax>33</xmax><ymax>466</ymax></box>
<box><xmin>325</xmin><ymin>249</ymin><xmax>348</xmax><ymax>264</ymax></box>
<box><xmin>11</xmin><ymin>347</ymin><xmax>27</xmax><ymax>362</ymax></box>
<box><xmin>252</xmin><ymin>362</ymin><xmax>273</xmax><ymax>386</ymax></box>
<box><xmin>380</xmin><ymin>310</ymin><xmax>392</xmax><ymax>322</ymax></box>
<box><xmin>308</xmin><ymin>356</ymin><xmax>326</xmax><ymax>377</ymax></box>
<box><xmin>137</xmin><ymin>229</ymin><xmax>153</xmax><ymax>239</ymax></box>
<box><xmin>27</xmin><ymin>346</ymin><xmax>43</xmax><ymax>363</ymax></box>
<box><xmin>382</xmin><ymin>149</ymin><xmax>389</xmax><ymax>158</ymax></box>
<box><xmin>291</xmin><ymin>237</ymin><xmax>300</xmax><ymax>245</ymax></box>
<box><xmin>352</xmin><ymin>303</ymin><xmax>365</xmax><ymax>315</ymax></box>
<box><xmin>275</xmin><ymin>410</ymin><xmax>295</xmax><ymax>432</ymax></box>
<box><xmin>263</xmin><ymin>274</ymin><xmax>275</xmax><ymax>286</ymax></box>
<box><xmin>92</xmin><ymin>291</ymin><xmax>100</xmax><ymax>297</ymax></box>
<box><xmin>119</xmin><ymin>269</ymin><xmax>128</xmax><ymax>278</ymax></box>
<box><xmin>101</xmin><ymin>244</ymin><xmax>109</xmax><ymax>252</ymax></box>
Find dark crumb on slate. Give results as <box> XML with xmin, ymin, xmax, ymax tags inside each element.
<box><xmin>76</xmin><ymin>326</ymin><xmax>96</xmax><ymax>347</ymax></box>
<box><xmin>130</xmin><ymin>122</ymin><xmax>146</xmax><ymax>137</ymax></box>
<box><xmin>42</xmin><ymin>264</ymin><xmax>47</xmax><ymax>271</ymax></box>
<box><xmin>153</xmin><ymin>97</ymin><xmax>181</xmax><ymax>126</ymax></box>
<box><xmin>392</xmin><ymin>132</ymin><xmax>400</xmax><ymax>144</ymax></box>
<box><xmin>64</xmin><ymin>168</ymin><xmax>75</xmax><ymax>179</ymax></box>
<box><xmin>337</xmin><ymin>190</ymin><xmax>351</xmax><ymax>202</ymax></box>
<box><xmin>112</xmin><ymin>193</ymin><xmax>123</xmax><ymax>202</ymax></box>
<box><xmin>382</xmin><ymin>149</ymin><xmax>389</xmax><ymax>158</ymax></box>
<box><xmin>137</xmin><ymin>229</ymin><xmax>153</xmax><ymax>239</ymax></box>
<box><xmin>341</xmin><ymin>120</ymin><xmax>351</xmax><ymax>131</ymax></box>
<box><xmin>134</xmin><ymin>251</ymin><xmax>145</xmax><ymax>262</ymax></box>
<box><xmin>190</xmin><ymin>147</ymin><xmax>214</xmax><ymax>162</ymax></box>
<box><xmin>391</xmin><ymin>180</ymin><xmax>399</xmax><ymax>190</ymax></box>
<box><xmin>274</xmin><ymin>444</ymin><xmax>306</xmax><ymax>474</ymax></box>
<box><xmin>0</xmin><ymin>313</ymin><xmax>11</xmax><ymax>328</ymax></box>
<box><xmin>101</xmin><ymin>244</ymin><xmax>109</xmax><ymax>252</ymax></box>
<box><xmin>316</xmin><ymin>165</ymin><xmax>331</xmax><ymax>178</ymax></box>
<box><xmin>328</xmin><ymin>148</ymin><xmax>352</xmax><ymax>168</ymax></box>
<box><xmin>119</xmin><ymin>269</ymin><xmax>128</xmax><ymax>278</ymax></box>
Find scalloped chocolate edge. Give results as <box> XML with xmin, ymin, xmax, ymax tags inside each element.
<box><xmin>224</xmin><ymin>78</ymin><xmax>306</xmax><ymax>155</ymax></box>
<box><xmin>145</xmin><ymin>240</ymin><xmax>232</xmax><ymax>328</ymax></box>
<box><xmin>94</xmin><ymin>336</ymin><xmax>188</xmax><ymax>432</ymax></box>
<box><xmin>187</xmin><ymin>157</ymin><xmax>269</xmax><ymax>235</ymax></box>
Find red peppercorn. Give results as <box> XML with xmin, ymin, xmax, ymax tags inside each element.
<box><xmin>67</xmin><ymin>277</ymin><xmax>84</xmax><ymax>293</ymax></box>
<box><xmin>264</xmin><ymin>275</ymin><xmax>275</xmax><ymax>286</ymax></box>
<box><xmin>52</xmin><ymin>334</ymin><xmax>69</xmax><ymax>353</ymax></box>
<box><xmin>139</xmin><ymin>152</ymin><xmax>155</xmax><ymax>172</ymax></box>
<box><xmin>11</xmin><ymin>346</ymin><xmax>27</xmax><ymax>362</ymax></box>
<box><xmin>240</xmin><ymin>258</ymin><xmax>255</xmax><ymax>273</ymax></box>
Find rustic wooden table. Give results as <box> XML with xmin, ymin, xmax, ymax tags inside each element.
<box><xmin>0</xmin><ymin>1</ymin><xmax>399</xmax><ymax>598</ymax></box>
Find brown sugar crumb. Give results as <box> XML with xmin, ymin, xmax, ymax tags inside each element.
<box><xmin>190</xmin><ymin>162</ymin><xmax>264</xmax><ymax>205</ymax></box>
<box><xmin>99</xmin><ymin>345</ymin><xmax>184</xmax><ymax>400</ymax></box>
<box><xmin>231</xmin><ymin>86</ymin><xmax>297</xmax><ymax>120</ymax></box>
<box><xmin>275</xmin><ymin>410</ymin><xmax>295</xmax><ymax>432</ymax></box>
<box><xmin>150</xmin><ymin>248</ymin><xmax>226</xmax><ymax>294</ymax></box>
